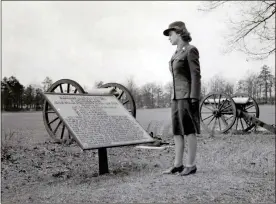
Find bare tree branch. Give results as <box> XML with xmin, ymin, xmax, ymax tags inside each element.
<box><xmin>197</xmin><ymin>1</ymin><xmax>228</xmax><ymax>11</ymax></box>
<box><xmin>233</xmin><ymin>9</ymin><xmax>275</xmax><ymax>43</ymax></box>
<box><xmin>198</xmin><ymin>1</ymin><xmax>275</xmax><ymax>60</ymax></box>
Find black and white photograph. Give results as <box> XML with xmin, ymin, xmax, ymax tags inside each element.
<box><xmin>1</xmin><ymin>1</ymin><xmax>275</xmax><ymax>203</ymax></box>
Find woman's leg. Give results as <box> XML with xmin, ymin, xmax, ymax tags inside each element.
<box><xmin>180</xmin><ymin>100</ymin><xmax>199</xmax><ymax>176</ymax></box>
<box><xmin>174</xmin><ymin>135</ymin><xmax>184</xmax><ymax>167</ymax></box>
<box><xmin>162</xmin><ymin>135</ymin><xmax>184</xmax><ymax>174</ymax></box>
<box><xmin>186</xmin><ymin>133</ymin><xmax>197</xmax><ymax>167</ymax></box>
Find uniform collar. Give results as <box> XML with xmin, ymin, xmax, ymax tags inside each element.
<box><xmin>176</xmin><ymin>43</ymin><xmax>189</xmax><ymax>52</ymax></box>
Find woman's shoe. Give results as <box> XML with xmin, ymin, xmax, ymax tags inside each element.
<box><xmin>179</xmin><ymin>166</ymin><xmax>197</xmax><ymax>176</ymax></box>
<box><xmin>162</xmin><ymin>165</ymin><xmax>184</xmax><ymax>174</ymax></box>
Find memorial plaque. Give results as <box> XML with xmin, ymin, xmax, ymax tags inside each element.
<box><xmin>43</xmin><ymin>93</ymin><xmax>154</xmax><ymax>150</ymax></box>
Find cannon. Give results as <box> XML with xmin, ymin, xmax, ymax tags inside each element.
<box><xmin>199</xmin><ymin>92</ymin><xmax>275</xmax><ymax>135</ymax></box>
<box><xmin>42</xmin><ymin>79</ymin><xmax>137</xmax><ymax>144</ymax></box>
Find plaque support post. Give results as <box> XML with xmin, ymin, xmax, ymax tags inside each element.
<box><xmin>98</xmin><ymin>148</ymin><xmax>109</xmax><ymax>175</ymax></box>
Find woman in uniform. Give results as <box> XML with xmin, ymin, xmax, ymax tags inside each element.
<box><xmin>162</xmin><ymin>21</ymin><xmax>201</xmax><ymax>176</ymax></box>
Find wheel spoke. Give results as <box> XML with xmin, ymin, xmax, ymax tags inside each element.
<box><xmin>221</xmin><ymin>111</ymin><xmax>234</xmax><ymax>114</ymax></box>
<box><xmin>203</xmin><ymin>103</ymin><xmax>214</xmax><ymax>111</ymax></box>
<box><xmin>59</xmin><ymin>85</ymin><xmax>63</xmax><ymax>93</ymax></box>
<box><xmin>74</xmin><ymin>88</ymin><xmax>78</xmax><ymax>93</ymax></box>
<box><xmin>207</xmin><ymin>98</ymin><xmax>216</xmax><ymax>110</ymax></box>
<box><xmin>221</xmin><ymin>115</ymin><xmax>228</xmax><ymax>127</ymax></box>
<box><xmin>212</xmin><ymin>118</ymin><xmax>217</xmax><ymax>131</ymax></box>
<box><xmin>202</xmin><ymin>114</ymin><xmax>214</xmax><ymax>121</ymax></box>
<box><xmin>218</xmin><ymin>117</ymin><xmax>222</xmax><ymax>131</ymax></box>
<box><xmin>60</xmin><ymin>124</ymin><xmax>65</xmax><ymax>139</ymax></box>
<box><xmin>46</xmin><ymin>110</ymin><xmax>56</xmax><ymax>113</ymax></box>
<box><xmin>123</xmin><ymin>100</ymin><xmax>129</xmax><ymax>105</ymax></box>
<box><xmin>220</xmin><ymin>104</ymin><xmax>232</xmax><ymax>112</ymax></box>
<box><xmin>207</xmin><ymin>116</ymin><xmax>215</xmax><ymax>125</ymax></box>
<box><xmin>218</xmin><ymin>99</ymin><xmax>227</xmax><ymax>111</ymax></box>
<box><xmin>54</xmin><ymin>120</ymin><xmax>62</xmax><ymax>134</ymax></box>
<box><xmin>213</xmin><ymin>95</ymin><xmax>217</xmax><ymax>109</ymax></box>
<box><xmin>240</xmin><ymin>118</ymin><xmax>245</xmax><ymax>131</ymax></box>
<box><xmin>245</xmin><ymin>104</ymin><xmax>254</xmax><ymax>110</ymax></box>
<box><xmin>118</xmin><ymin>91</ymin><xmax>124</xmax><ymax>100</ymax></box>
<box><xmin>218</xmin><ymin>94</ymin><xmax>221</xmax><ymax>108</ymax></box>
<box><xmin>48</xmin><ymin>117</ymin><xmax>59</xmax><ymax>125</ymax></box>
<box><xmin>235</xmin><ymin>118</ymin><xmax>239</xmax><ymax>130</ymax></box>
<box><xmin>67</xmin><ymin>84</ymin><xmax>70</xmax><ymax>93</ymax></box>
<box><xmin>47</xmin><ymin>105</ymin><xmax>53</xmax><ymax>111</ymax></box>
<box><xmin>225</xmin><ymin>115</ymin><xmax>233</xmax><ymax>121</ymax></box>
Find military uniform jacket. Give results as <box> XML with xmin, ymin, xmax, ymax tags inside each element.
<box><xmin>169</xmin><ymin>44</ymin><xmax>201</xmax><ymax>100</ymax></box>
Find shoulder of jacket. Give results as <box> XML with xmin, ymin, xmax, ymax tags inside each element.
<box><xmin>187</xmin><ymin>44</ymin><xmax>199</xmax><ymax>55</ymax></box>
<box><xmin>187</xmin><ymin>44</ymin><xmax>197</xmax><ymax>51</ymax></box>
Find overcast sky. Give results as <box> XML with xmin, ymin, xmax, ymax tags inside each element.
<box><xmin>2</xmin><ymin>1</ymin><xmax>275</xmax><ymax>90</ymax></box>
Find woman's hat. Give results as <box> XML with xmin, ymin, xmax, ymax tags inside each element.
<box><xmin>163</xmin><ymin>21</ymin><xmax>187</xmax><ymax>36</ymax></box>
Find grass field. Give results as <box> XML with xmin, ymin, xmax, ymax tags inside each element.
<box><xmin>1</xmin><ymin>105</ymin><xmax>275</xmax><ymax>203</ymax></box>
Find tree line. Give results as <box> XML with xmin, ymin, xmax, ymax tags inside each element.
<box><xmin>1</xmin><ymin>65</ymin><xmax>275</xmax><ymax>111</ymax></box>
<box><xmin>1</xmin><ymin>76</ymin><xmax>53</xmax><ymax>111</ymax></box>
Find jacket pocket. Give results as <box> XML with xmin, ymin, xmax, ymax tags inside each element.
<box><xmin>175</xmin><ymin>81</ymin><xmax>190</xmax><ymax>98</ymax></box>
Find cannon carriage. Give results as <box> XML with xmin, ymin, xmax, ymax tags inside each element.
<box><xmin>199</xmin><ymin>92</ymin><xmax>275</xmax><ymax>135</ymax></box>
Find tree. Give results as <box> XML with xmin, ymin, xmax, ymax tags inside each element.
<box><xmin>208</xmin><ymin>75</ymin><xmax>226</xmax><ymax>93</ymax></box>
<box><xmin>1</xmin><ymin>76</ymin><xmax>24</xmax><ymax>110</ymax></box>
<box><xmin>258</xmin><ymin>65</ymin><xmax>273</xmax><ymax>103</ymax></box>
<box><xmin>9</xmin><ymin>76</ymin><xmax>24</xmax><ymax>109</ymax></box>
<box><xmin>236</xmin><ymin>80</ymin><xmax>246</xmax><ymax>93</ymax></box>
<box><xmin>244</xmin><ymin>72</ymin><xmax>259</xmax><ymax>98</ymax></box>
<box><xmin>256</xmin><ymin>76</ymin><xmax>263</xmax><ymax>101</ymax></box>
<box><xmin>154</xmin><ymin>84</ymin><xmax>164</xmax><ymax>108</ymax></box>
<box><xmin>125</xmin><ymin>76</ymin><xmax>139</xmax><ymax>102</ymax></box>
<box><xmin>199</xmin><ymin>1</ymin><xmax>275</xmax><ymax>60</ymax></box>
<box><xmin>42</xmin><ymin>77</ymin><xmax>53</xmax><ymax>92</ymax></box>
<box><xmin>140</xmin><ymin>83</ymin><xmax>155</xmax><ymax>108</ymax></box>
<box><xmin>24</xmin><ymin>85</ymin><xmax>35</xmax><ymax>109</ymax></box>
<box><xmin>201</xmin><ymin>80</ymin><xmax>208</xmax><ymax>98</ymax></box>
<box><xmin>1</xmin><ymin>77</ymin><xmax>12</xmax><ymax>110</ymax></box>
<box><xmin>134</xmin><ymin>88</ymin><xmax>143</xmax><ymax>109</ymax></box>
<box><xmin>224</xmin><ymin>81</ymin><xmax>234</xmax><ymax>96</ymax></box>
<box><xmin>164</xmin><ymin>81</ymin><xmax>173</xmax><ymax>99</ymax></box>
<box><xmin>268</xmin><ymin>75</ymin><xmax>275</xmax><ymax>103</ymax></box>
<box><xmin>34</xmin><ymin>88</ymin><xmax>44</xmax><ymax>110</ymax></box>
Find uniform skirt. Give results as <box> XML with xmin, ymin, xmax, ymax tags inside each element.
<box><xmin>171</xmin><ymin>99</ymin><xmax>200</xmax><ymax>135</ymax></box>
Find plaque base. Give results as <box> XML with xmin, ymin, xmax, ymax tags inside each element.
<box><xmin>98</xmin><ymin>148</ymin><xmax>109</xmax><ymax>175</ymax></box>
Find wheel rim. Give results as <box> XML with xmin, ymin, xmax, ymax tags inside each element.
<box><xmin>100</xmin><ymin>83</ymin><xmax>136</xmax><ymax>118</ymax></box>
<box><xmin>200</xmin><ymin>92</ymin><xmax>237</xmax><ymax>135</ymax></box>
<box><xmin>232</xmin><ymin>93</ymin><xmax>259</xmax><ymax>132</ymax></box>
<box><xmin>42</xmin><ymin>79</ymin><xmax>85</xmax><ymax>143</ymax></box>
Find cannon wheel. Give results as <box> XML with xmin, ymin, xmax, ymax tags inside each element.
<box><xmin>100</xmin><ymin>83</ymin><xmax>136</xmax><ymax>118</ymax></box>
<box><xmin>231</xmin><ymin>93</ymin><xmax>260</xmax><ymax>132</ymax></box>
<box><xmin>200</xmin><ymin>92</ymin><xmax>237</xmax><ymax>135</ymax></box>
<box><xmin>42</xmin><ymin>79</ymin><xmax>85</xmax><ymax>143</ymax></box>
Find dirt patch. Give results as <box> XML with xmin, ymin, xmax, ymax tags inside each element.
<box><xmin>1</xmin><ymin>132</ymin><xmax>275</xmax><ymax>203</ymax></box>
